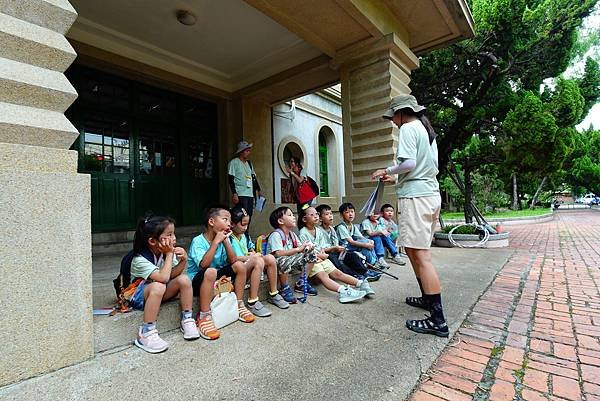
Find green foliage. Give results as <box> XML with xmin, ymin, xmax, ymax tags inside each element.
<box><xmin>549</xmin><ymin>78</ymin><xmax>585</xmax><ymax>127</ymax></box>
<box><xmin>502</xmin><ymin>91</ymin><xmax>559</xmax><ymax>173</ymax></box>
<box><xmin>564</xmin><ymin>129</ymin><xmax>600</xmax><ymax>193</ymax></box>
<box><xmin>577</xmin><ymin>58</ymin><xmax>600</xmax><ymax>117</ymax></box>
<box><xmin>411</xmin><ymin>0</ymin><xmax>599</xmax><ymax>220</ymax></box>
<box><xmin>441</xmin><ymin>166</ymin><xmax>510</xmax><ymax>211</ymax></box>
<box><xmin>412</xmin><ymin>0</ymin><xmax>598</xmax><ymax>170</ymax></box>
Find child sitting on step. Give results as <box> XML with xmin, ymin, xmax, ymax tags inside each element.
<box><xmin>230</xmin><ymin>206</ymin><xmax>290</xmax><ymax>317</ymax></box>
<box><xmin>266</xmin><ymin>206</ymin><xmax>319</xmax><ymax>304</ymax></box>
<box><xmin>187</xmin><ymin>206</ymin><xmax>255</xmax><ymax>340</ymax></box>
<box><xmin>335</xmin><ymin>202</ymin><xmax>378</xmax><ymax>266</ymax></box>
<box><xmin>361</xmin><ymin>210</ymin><xmax>406</xmax><ymax>267</ymax></box>
<box><xmin>316</xmin><ymin>204</ymin><xmax>381</xmax><ymax>281</ymax></box>
<box><xmin>299</xmin><ymin>206</ymin><xmax>372</xmax><ymax>302</ymax></box>
<box><xmin>130</xmin><ymin>215</ymin><xmax>199</xmax><ymax>353</ymax></box>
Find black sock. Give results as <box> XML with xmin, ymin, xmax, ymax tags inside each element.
<box><xmin>417</xmin><ymin>278</ymin><xmax>425</xmax><ymax>298</ymax></box>
<box><xmin>423</xmin><ymin>293</ymin><xmax>446</xmax><ymax>324</ymax></box>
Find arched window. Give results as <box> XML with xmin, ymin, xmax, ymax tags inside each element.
<box><xmin>318</xmin><ymin>132</ymin><xmax>329</xmax><ymax>197</ymax></box>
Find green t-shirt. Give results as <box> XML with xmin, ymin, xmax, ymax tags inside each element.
<box><xmin>395</xmin><ymin>120</ymin><xmax>440</xmax><ymax>198</ymax></box>
<box><xmin>131</xmin><ymin>253</ymin><xmax>179</xmax><ymax>281</ymax></box>
<box><xmin>336</xmin><ymin>222</ymin><xmax>364</xmax><ymax>245</ymax></box>
<box><xmin>227</xmin><ymin>157</ymin><xmax>255</xmax><ymax>197</ymax></box>
<box><xmin>299</xmin><ymin>226</ymin><xmax>329</xmax><ymax>251</ymax></box>
<box><xmin>360</xmin><ymin>218</ymin><xmax>385</xmax><ymax>236</ymax></box>
<box><xmin>321</xmin><ymin>226</ymin><xmax>340</xmax><ymax>247</ymax></box>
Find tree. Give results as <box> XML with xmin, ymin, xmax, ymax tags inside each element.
<box><xmin>410</xmin><ymin>0</ymin><xmax>599</xmax><ymax>218</ymax></box>
<box><xmin>565</xmin><ymin>128</ymin><xmax>600</xmax><ymax>194</ymax></box>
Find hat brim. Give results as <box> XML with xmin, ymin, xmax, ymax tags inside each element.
<box><xmin>236</xmin><ymin>144</ymin><xmax>253</xmax><ymax>154</ymax></box>
<box><xmin>381</xmin><ymin>104</ymin><xmax>426</xmax><ymax>119</ymax></box>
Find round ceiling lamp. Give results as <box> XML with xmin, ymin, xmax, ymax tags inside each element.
<box><xmin>176</xmin><ymin>10</ymin><xmax>197</xmax><ymax>26</ymax></box>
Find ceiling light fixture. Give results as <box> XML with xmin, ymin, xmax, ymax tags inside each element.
<box><xmin>176</xmin><ymin>10</ymin><xmax>196</xmax><ymax>26</ymax></box>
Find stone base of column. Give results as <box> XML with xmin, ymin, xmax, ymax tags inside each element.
<box><xmin>0</xmin><ymin>145</ymin><xmax>93</xmax><ymax>386</ymax></box>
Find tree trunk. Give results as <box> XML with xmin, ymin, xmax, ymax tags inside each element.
<box><xmin>464</xmin><ymin>166</ymin><xmax>474</xmax><ymax>223</ymax></box>
<box><xmin>511</xmin><ymin>172</ymin><xmax>519</xmax><ymax>210</ymax></box>
<box><xmin>529</xmin><ymin>176</ymin><xmax>548</xmax><ymax>209</ymax></box>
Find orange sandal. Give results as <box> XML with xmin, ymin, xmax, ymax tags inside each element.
<box><xmin>238</xmin><ymin>303</ymin><xmax>255</xmax><ymax>323</ymax></box>
<box><xmin>196</xmin><ymin>315</ymin><xmax>220</xmax><ymax>340</ymax></box>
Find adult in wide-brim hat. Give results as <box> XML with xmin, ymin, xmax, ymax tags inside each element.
<box><xmin>228</xmin><ymin>141</ymin><xmax>261</xmax><ymax>230</ymax></box>
<box><xmin>235</xmin><ymin>141</ymin><xmax>253</xmax><ymax>154</ymax></box>
<box><xmin>382</xmin><ymin>94</ymin><xmax>426</xmax><ymax>119</ymax></box>
<box><xmin>371</xmin><ymin>94</ymin><xmax>449</xmax><ymax>338</ymax></box>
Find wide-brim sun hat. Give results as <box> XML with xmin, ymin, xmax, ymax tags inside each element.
<box><xmin>235</xmin><ymin>141</ymin><xmax>253</xmax><ymax>154</ymax></box>
<box><xmin>382</xmin><ymin>94</ymin><xmax>426</xmax><ymax>119</ymax></box>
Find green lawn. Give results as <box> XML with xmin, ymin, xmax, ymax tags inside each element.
<box><xmin>441</xmin><ymin>208</ymin><xmax>552</xmax><ymax>220</ymax></box>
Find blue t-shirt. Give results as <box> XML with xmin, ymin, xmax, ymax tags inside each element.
<box><xmin>187</xmin><ymin>233</ymin><xmax>229</xmax><ymax>279</ymax></box>
<box><xmin>230</xmin><ymin>233</ymin><xmax>255</xmax><ymax>257</ymax></box>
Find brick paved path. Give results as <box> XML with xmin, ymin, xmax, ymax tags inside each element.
<box><xmin>410</xmin><ymin>211</ymin><xmax>600</xmax><ymax>401</ymax></box>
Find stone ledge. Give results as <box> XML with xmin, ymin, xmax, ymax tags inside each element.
<box><xmin>0</xmin><ymin>12</ymin><xmax>76</xmax><ymax>71</ymax></box>
<box><xmin>0</xmin><ymin>143</ymin><xmax>77</xmax><ymax>173</ymax></box>
<box><xmin>0</xmin><ymin>0</ymin><xmax>77</xmax><ymax>34</ymax></box>
<box><xmin>0</xmin><ymin>101</ymin><xmax>78</xmax><ymax>148</ymax></box>
<box><xmin>434</xmin><ymin>232</ymin><xmax>510</xmax><ymax>248</ymax></box>
<box><xmin>0</xmin><ymin>57</ymin><xmax>77</xmax><ymax>112</ymax></box>
<box><xmin>442</xmin><ymin>211</ymin><xmax>554</xmax><ymax>227</ymax></box>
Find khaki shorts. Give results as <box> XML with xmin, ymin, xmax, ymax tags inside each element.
<box><xmin>398</xmin><ymin>195</ymin><xmax>441</xmax><ymax>250</ymax></box>
<box><xmin>308</xmin><ymin>258</ymin><xmax>336</xmax><ymax>278</ymax></box>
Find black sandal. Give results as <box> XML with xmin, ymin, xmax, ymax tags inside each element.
<box><xmin>406</xmin><ymin>315</ymin><xmax>449</xmax><ymax>337</ymax></box>
<box><xmin>405</xmin><ymin>296</ymin><xmax>430</xmax><ymax>310</ymax></box>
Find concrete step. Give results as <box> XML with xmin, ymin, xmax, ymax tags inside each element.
<box><xmin>92</xmin><ymin>252</ymin><xmax>285</xmax><ymax>353</ymax></box>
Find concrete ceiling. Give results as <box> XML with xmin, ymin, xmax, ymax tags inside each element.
<box><xmin>66</xmin><ymin>0</ymin><xmax>473</xmax><ymax>97</ymax></box>
<box><xmin>67</xmin><ymin>0</ymin><xmax>322</xmax><ymax>92</ymax></box>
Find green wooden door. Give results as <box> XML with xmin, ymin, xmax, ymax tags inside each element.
<box><xmin>135</xmin><ymin>121</ymin><xmax>181</xmax><ymax>221</ymax></box>
<box><xmin>180</xmin><ymin>99</ymin><xmax>219</xmax><ymax>225</ymax></box>
<box><xmin>81</xmin><ymin>112</ymin><xmax>135</xmax><ymax>231</ymax></box>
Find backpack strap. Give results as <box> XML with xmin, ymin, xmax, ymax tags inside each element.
<box><xmin>274</xmin><ymin>228</ymin><xmax>299</xmax><ymax>248</ymax></box>
<box><xmin>289</xmin><ymin>231</ymin><xmax>299</xmax><ymax>248</ymax></box>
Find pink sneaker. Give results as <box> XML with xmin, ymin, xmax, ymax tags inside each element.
<box><xmin>180</xmin><ymin>318</ymin><xmax>200</xmax><ymax>340</ymax></box>
<box><xmin>134</xmin><ymin>327</ymin><xmax>168</xmax><ymax>353</ymax></box>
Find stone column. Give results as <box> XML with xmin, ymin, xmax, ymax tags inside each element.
<box><xmin>339</xmin><ymin>34</ymin><xmax>419</xmax><ymax>208</ymax></box>
<box><xmin>0</xmin><ymin>0</ymin><xmax>93</xmax><ymax>386</ymax></box>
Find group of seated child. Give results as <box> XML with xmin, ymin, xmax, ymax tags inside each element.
<box><xmin>125</xmin><ymin>202</ymin><xmax>405</xmax><ymax>353</ymax></box>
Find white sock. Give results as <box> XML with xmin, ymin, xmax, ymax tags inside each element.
<box><xmin>356</xmin><ymin>279</ymin><xmax>363</xmax><ymax>287</ymax></box>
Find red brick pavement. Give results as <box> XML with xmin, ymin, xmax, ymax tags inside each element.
<box><xmin>410</xmin><ymin>211</ymin><xmax>600</xmax><ymax>401</ymax></box>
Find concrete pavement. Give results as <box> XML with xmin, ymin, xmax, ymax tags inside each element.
<box><xmin>0</xmin><ymin>246</ymin><xmax>511</xmax><ymax>401</ymax></box>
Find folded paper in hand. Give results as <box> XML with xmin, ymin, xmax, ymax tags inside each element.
<box><xmin>255</xmin><ymin>195</ymin><xmax>266</xmax><ymax>212</ymax></box>
<box><xmin>360</xmin><ymin>180</ymin><xmax>385</xmax><ymax>217</ymax></box>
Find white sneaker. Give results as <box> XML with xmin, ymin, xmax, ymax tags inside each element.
<box><xmin>377</xmin><ymin>257</ymin><xmax>390</xmax><ymax>269</ymax></box>
<box><xmin>392</xmin><ymin>254</ymin><xmax>406</xmax><ymax>265</ymax></box>
<box><xmin>358</xmin><ymin>279</ymin><xmax>375</xmax><ymax>297</ymax></box>
<box><xmin>338</xmin><ymin>286</ymin><xmax>367</xmax><ymax>303</ymax></box>
<box><xmin>135</xmin><ymin>327</ymin><xmax>168</xmax><ymax>353</ymax></box>
<box><xmin>181</xmin><ymin>318</ymin><xmax>200</xmax><ymax>340</ymax></box>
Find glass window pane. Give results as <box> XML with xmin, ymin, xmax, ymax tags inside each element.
<box><xmin>82</xmin><ymin>114</ymin><xmax>130</xmax><ymax>174</ymax></box>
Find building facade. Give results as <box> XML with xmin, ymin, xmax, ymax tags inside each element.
<box><xmin>0</xmin><ymin>0</ymin><xmax>473</xmax><ymax>385</ymax></box>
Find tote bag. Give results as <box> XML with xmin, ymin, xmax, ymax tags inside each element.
<box><xmin>210</xmin><ymin>291</ymin><xmax>238</xmax><ymax>329</ymax></box>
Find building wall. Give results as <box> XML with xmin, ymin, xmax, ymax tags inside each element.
<box><xmin>272</xmin><ymin>90</ymin><xmax>345</xmax><ymax>207</ymax></box>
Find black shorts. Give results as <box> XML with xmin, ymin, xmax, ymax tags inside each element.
<box><xmin>237</xmin><ymin>196</ymin><xmax>254</xmax><ymax>217</ymax></box>
<box><xmin>192</xmin><ymin>265</ymin><xmax>236</xmax><ymax>296</ymax></box>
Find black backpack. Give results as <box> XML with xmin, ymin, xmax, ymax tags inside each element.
<box><xmin>113</xmin><ymin>250</ymin><xmax>135</xmax><ymax>298</ymax></box>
